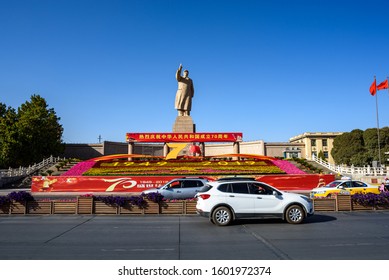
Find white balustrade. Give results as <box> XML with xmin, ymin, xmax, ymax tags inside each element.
<box><xmin>312</xmin><ymin>154</ymin><xmax>387</xmax><ymax>176</ymax></box>
<box><xmin>0</xmin><ymin>156</ymin><xmax>65</xmax><ymax>178</ymax></box>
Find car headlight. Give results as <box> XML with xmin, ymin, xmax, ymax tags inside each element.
<box><xmin>313</xmin><ymin>190</ymin><xmax>326</xmax><ymax>194</ymax></box>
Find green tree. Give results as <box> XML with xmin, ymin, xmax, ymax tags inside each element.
<box><xmin>0</xmin><ymin>95</ymin><xmax>64</xmax><ymax>168</ymax></box>
<box><xmin>0</xmin><ymin>104</ymin><xmax>19</xmax><ymax>168</ymax></box>
<box><xmin>332</xmin><ymin>127</ymin><xmax>389</xmax><ymax>166</ymax></box>
<box><xmin>0</xmin><ymin>103</ymin><xmax>6</xmax><ymax>117</ymax></box>
<box><xmin>15</xmin><ymin>95</ymin><xmax>64</xmax><ymax>166</ymax></box>
<box><xmin>331</xmin><ymin>129</ymin><xmax>365</xmax><ymax>165</ymax></box>
<box><xmin>380</xmin><ymin>127</ymin><xmax>389</xmax><ymax>163</ymax></box>
<box><xmin>363</xmin><ymin>128</ymin><xmax>380</xmax><ymax>163</ymax></box>
<box><xmin>318</xmin><ymin>150</ymin><xmax>325</xmax><ymax>161</ymax></box>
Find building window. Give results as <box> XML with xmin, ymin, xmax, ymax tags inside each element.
<box><xmin>322</xmin><ymin>139</ymin><xmax>328</xmax><ymax>147</ymax></box>
<box><xmin>324</xmin><ymin>151</ymin><xmax>328</xmax><ymax>158</ymax></box>
<box><xmin>311</xmin><ymin>139</ymin><xmax>316</xmax><ymax>146</ymax></box>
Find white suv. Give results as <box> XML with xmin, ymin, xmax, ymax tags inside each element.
<box><xmin>196</xmin><ymin>179</ymin><xmax>314</xmax><ymax>226</ymax></box>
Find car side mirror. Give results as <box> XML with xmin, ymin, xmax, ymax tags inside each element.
<box><xmin>273</xmin><ymin>191</ymin><xmax>280</xmax><ymax>196</ymax></box>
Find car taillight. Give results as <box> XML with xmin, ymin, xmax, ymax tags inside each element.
<box><xmin>199</xmin><ymin>194</ymin><xmax>210</xmax><ymax>200</ymax></box>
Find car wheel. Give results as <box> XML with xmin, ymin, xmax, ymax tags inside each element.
<box><xmin>285</xmin><ymin>205</ymin><xmax>304</xmax><ymax>224</ymax></box>
<box><xmin>212</xmin><ymin>206</ymin><xmax>232</xmax><ymax>226</ymax></box>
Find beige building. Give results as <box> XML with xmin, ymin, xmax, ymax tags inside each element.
<box><xmin>289</xmin><ymin>132</ymin><xmax>343</xmax><ymax>164</ymax></box>
<box><xmin>64</xmin><ymin>132</ymin><xmax>343</xmax><ymax>164</ymax></box>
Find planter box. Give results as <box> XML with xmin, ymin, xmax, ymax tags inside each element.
<box><xmin>143</xmin><ymin>199</ymin><xmax>160</xmax><ymax>214</ymax></box>
<box><xmin>77</xmin><ymin>197</ymin><xmax>93</xmax><ymax>214</ymax></box>
<box><xmin>0</xmin><ymin>203</ymin><xmax>10</xmax><ymax>214</ymax></box>
<box><xmin>184</xmin><ymin>201</ymin><xmax>197</xmax><ymax>214</ymax></box>
<box><xmin>159</xmin><ymin>200</ymin><xmax>197</xmax><ymax>214</ymax></box>
<box><xmin>313</xmin><ymin>199</ymin><xmax>336</xmax><ymax>211</ymax></box>
<box><xmin>352</xmin><ymin>201</ymin><xmax>374</xmax><ymax>211</ymax></box>
<box><xmin>10</xmin><ymin>201</ymin><xmax>26</xmax><ymax>214</ymax></box>
<box><xmin>27</xmin><ymin>201</ymin><xmax>52</xmax><ymax>214</ymax></box>
<box><xmin>93</xmin><ymin>201</ymin><xmax>118</xmax><ymax>214</ymax></box>
<box><xmin>336</xmin><ymin>195</ymin><xmax>352</xmax><ymax>211</ymax></box>
<box><xmin>160</xmin><ymin>201</ymin><xmax>184</xmax><ymax>214</ymax></box>
<box><xmin>53</xmin><ymin>201</ymin><xmax>77</xmax><ymax>214</ymax></box>
<box><xmin>119</xmin><ymin>202</ymin><xmax>143</xmax><ymax>214</ymax></box>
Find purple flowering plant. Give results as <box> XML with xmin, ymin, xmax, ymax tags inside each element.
<box><xmin>94</xmin><ymin>192</ymin><xmax>165</xmax><ymax>209</ymax></box>
<box><xmin>0</xmin><ymin>195</ymin><xmax>10</xmax><ymax>207</ymax></box>
<box><xmin>7</xmin><ymin>191</ymin><xmax>34</xmax><ymax>203</ymax></box>
<box><xmin>352</xmin><ymin>192</ymin><xmax>389</xmax><ymax>208</ymax></box>
<box><xmin>142</xmin><ymin>192</ymin><xmax>164</xmax><ymax>203</ymax></box>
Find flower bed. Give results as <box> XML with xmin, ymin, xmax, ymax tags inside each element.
<box><xmin>351</xmin><ymin>192</ymin><xmax>389</xmax><ymax>209</ymax></box>
<box><xmin>61</xmin><ymin>161</ymin><xmax>96</xmax><ymax>176</ymax></box>
<box><xmin>82</xmin><ymin>159</ymin><xmax>285</xmax><ymax>176</ymax></box>
<box><xmin>59</xmin><ymin>153</ymin><xmax>310</xmax><ymax>177</ymax></box>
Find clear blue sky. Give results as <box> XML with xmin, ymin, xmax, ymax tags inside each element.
<box><xmin>1</xmin><ymin>0</ymin><xmax>389</xmax><ymax>143</ymax></box>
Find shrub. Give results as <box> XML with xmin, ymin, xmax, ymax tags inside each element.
<box><xmin>7</xmin><ymin>191</ymin><xmax>34</xmax><ymax>203</ymax></box>
<box><xmin>352</xmin><ymin>192</ymin><xmax>389</xmax><ymax>208</ymax></box>
<box><xmin>0</xmin><ymin>196</ymin><xmax>10</xmax><ymax>207</ymax></box>
<box><xmin>128</xmin><ymin>196</ymin><xmax>148</xmax><ymax>208</ymax></box>
<box><xmin>142</xmin><ymin>192</ymin><xmax>164</xmax><ymax>203</ymax></box>
<box><xmin>94</xmin><ymin>195</ymin><xmax>149</xmax><ymax>208</ymax></box>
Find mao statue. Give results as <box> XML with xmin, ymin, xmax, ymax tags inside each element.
<box><xmin>175</xmin><ymin>64</ymin><xmax>194</xmax><ymax>116</ymax></box>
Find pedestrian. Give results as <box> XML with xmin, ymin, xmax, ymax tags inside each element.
<box><xmin>379</xmin><ymin>182</ymin><xmax>386</xmax><ymax>193</ymax></box>
<box><xmin>384</xmin><ymin>177</ymin><xmax>389</xmax><ymax>192</ymax></box>
<box><xmin>317</xmin><ymin>178</ymin><xmax>326</xmax><ymax>188</ymax></box>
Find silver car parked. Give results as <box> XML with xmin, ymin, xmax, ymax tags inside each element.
<box><xmin>142</xmin><ymin>177</ymin><xmax>209</xmax><ymax>199</ymax></box>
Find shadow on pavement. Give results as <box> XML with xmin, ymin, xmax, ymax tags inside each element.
<box><xmin>304</xmin><ymin>213</ymin><xmax>337</xmax><ymax>223</ymax></box>
<box><xmin>232</xmin><ymin>213</ymin><xmax>337</xmax><ymax>226</ymax></box>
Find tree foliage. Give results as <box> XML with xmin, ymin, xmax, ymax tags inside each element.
<box><xmin>332</xmin><ymin>127</ymin><xmax>389</xmax><ymax>166</ymax></box>
<box><xmin>0</xmin><ymin>95</ymin><xmax>64</xmax><ymax>168</ymax></box>
<box><xmin>0</xmin><ymin>104</ymin><xmax>18</xmax><ymax>167</ymax></box>
<box><xmin>317</xmin><ymin>150</ymin><xmax>325</xmax><ymax>161</ymax></box>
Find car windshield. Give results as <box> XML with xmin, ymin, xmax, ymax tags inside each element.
<box><xmin>326</xmin><ymin>181</ymin><xmax>342</xmax><ymax>188</ymax></box>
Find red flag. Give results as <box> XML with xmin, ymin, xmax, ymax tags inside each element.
<box><xmin>370</xmin><ymin>79</ymin><xmax>377</xmax><ymax>96</ymax></box>
<box><xmin>377</xmin><ymin>79</ymin><xmax>388</xmax><ymax>90</ymax></box>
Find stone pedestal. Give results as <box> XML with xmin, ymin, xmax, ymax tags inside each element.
<box><xmin>173</xmin><ymin>116</ymin><xmax>196</xmax><ymax>133</ymax></box>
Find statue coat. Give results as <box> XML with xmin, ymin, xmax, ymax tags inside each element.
<box><xmin>175</xmin><ymin>69</ymin><xmax>194</xmax><ymax>113</ymax></box>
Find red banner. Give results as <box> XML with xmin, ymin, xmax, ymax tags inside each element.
<box><xmin>256</xmin><ymin>174</ymin><xmax>335</xmax><ymax>191</ymax></box>
<box><xmin>31</xmin><ymin>174</ymin><xmax>335</xmax><ymax>193</ymax></box>
<box><xmin>126</xmin><ymin>132</ymin><xmax>243</xmax><ymax>142</ymax></box>
<box><xmin>31</xmin><ymin>176</ymin><xmax>184</xmax><ymax>193</ymax></box>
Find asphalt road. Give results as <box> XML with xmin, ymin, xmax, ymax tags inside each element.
<box><xmin>0</xmin><ymin>212</ymin><xmax>389</xmax><ymax>260</ymax></box>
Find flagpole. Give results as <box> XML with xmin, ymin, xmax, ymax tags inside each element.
<box><xmin>375</xmin><ymin>79</ymin><xmax>382</xmax><ymax>166</ymax></box>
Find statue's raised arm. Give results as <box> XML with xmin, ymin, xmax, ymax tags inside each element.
<box><xmin>174</xmin><ymin>64</ymin><xmax>194</xmax><ymax>116</ymax></box>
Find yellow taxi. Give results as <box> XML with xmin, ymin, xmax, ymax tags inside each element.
<box><xmin>310</xmin><ymin>179</ymin><xmax>380</xmax><ymax>198</ymax></box>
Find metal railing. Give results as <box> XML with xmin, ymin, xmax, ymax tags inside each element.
<box><xmin>0</xmin><ymin>156</ymin><xmax>65</xmax><ymax>178</ymax></box>
<box><xmin>312</xmin><ymin>154</ymin><xmax>388</xmax><ymax>176</ymax></box>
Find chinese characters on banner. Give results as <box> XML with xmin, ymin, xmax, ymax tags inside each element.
<box><xmin>126</xmin><ymin>132</ymin><xmax>243</xmax><ymax>142</ymax></box>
